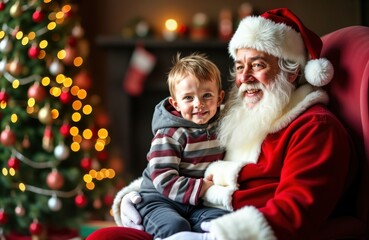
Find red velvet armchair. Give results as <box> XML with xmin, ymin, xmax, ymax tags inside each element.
<box><xmin>317</xmin><ymin>25</ymin><xmax>369</xmax><ymax>239</ymax></box>
<box><xmin>86</xmin><ymin>26</ymin><xmax>369</xmax><ymax>240</ymax></box>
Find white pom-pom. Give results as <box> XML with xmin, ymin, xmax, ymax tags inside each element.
<box><xmin>304</xmin><ymin>58</ymin><xmax>334</xmax><ymax>87</ymax></box>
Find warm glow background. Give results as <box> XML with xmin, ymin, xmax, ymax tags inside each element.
<box><xmin>78</xmin><ymin>0</ymin><xmax>363</xmax><ymax>100</ymax></box>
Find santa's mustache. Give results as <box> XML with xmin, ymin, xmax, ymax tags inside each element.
<box><xmin>237</xmin><ymin>82</ymin><xmax>264</xmax><ymax>96</ymax></box>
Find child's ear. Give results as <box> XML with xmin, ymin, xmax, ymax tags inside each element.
<box><xmin>217</xmin><ymin>90</ymin><xmax>225</xmax><ymax>106</ymax></box>
<box><xmin>169</xmin><ymin>97</ymin><xmax>180</xmax><ymax>111</ymax></box>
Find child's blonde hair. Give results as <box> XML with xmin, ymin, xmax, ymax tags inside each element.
<box><xmin>167</xmin><ymin>52</ymin><xmax>222</xmax><ymax>98</ymax></box>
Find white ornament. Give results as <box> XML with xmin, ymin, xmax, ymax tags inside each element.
<box><xmin>54</xmin><ymin>143</ymin><xmax>70</xmax><ymax>160</ymax></box>
<box><xmin>136</xmin><ymin>20</ymin><xmax>149</xmax><ymax>37</ymax></box>
<box><xmin>0</xmin><ymin>37</ymin><xmax>13</xmax><ymax>53</ymax></box>
<box><xmin>0</xmin><ymin>58</ymin><xmax>7</xmax><ymax>73</ymax></box>
<box><xmin>38</xmin><ymin>104</ymin><xmax>52</xmax><ymax>124</ymax></box>
<box><xmin>48</xmin><ymin>195</ymin><xmax>62</xmax><ymax>211</ymax></box>
<box><xmin>15</xmin><ymin>205</ymin><xmax>25</xmax><ymax>216</ymax></box>
<box><xmin>72</xmin><ymin>24</ymin><xmax>84</xmax><ymax>38</ymax></box>
<box><xmin>49</xmin><ymin>59</ymin><xmax>64</xmax><ymax>75</ymax></box>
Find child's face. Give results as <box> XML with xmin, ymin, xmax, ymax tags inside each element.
<box><xmin>169</xmin><ymin>74</ymin><xmax>224</xmax><ymax>124</ymax></box>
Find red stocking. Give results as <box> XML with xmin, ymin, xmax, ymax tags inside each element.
<box><xmin>123</xmin><ymin>45</ymin><xmax>156</xmax><ymax>96</ymax></box>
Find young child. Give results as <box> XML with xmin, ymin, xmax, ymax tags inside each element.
<box><xmin>136</xmin><ymin>52</ymin><xmax>228</xmax><ymax>238</ymax></box>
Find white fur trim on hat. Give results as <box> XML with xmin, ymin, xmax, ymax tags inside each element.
<box><xmin>229</xmin><ymin>16</ymin><xmax>307</xmax><ymax>66</ymax></box>
<box><xmin>229</xmin><ymin>8</ymin><xmax>334</xmax><ymax>87</ymax></box>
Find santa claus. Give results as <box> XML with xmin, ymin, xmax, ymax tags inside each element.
<box><xmin>87</xmin><ymin>8</ymin><xmax>356</xmax><ymax>240</ymax></box>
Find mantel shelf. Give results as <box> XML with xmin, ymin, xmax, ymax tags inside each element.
<box><xmin>96</xmin><ymin>36</ymin><xmax>229</xmax><ymax>49</ymax></box>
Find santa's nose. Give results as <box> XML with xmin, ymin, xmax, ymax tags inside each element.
<box><xmin>240</xmin><ymin>73</ymin><xmax>256</xmax><ymax>84</ymax></box>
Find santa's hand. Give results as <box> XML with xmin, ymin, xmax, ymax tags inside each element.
<box><xmin>202</xmin><ymin>185</ymin><xmax>235</xmax><ymax>211</ymax></box>
<box><xmin>120</xmin><ymin>191</ymin><xmax>144</xmax><ymax>230</ymax></box>
<box><xmin>205</xmin><ymin>160</ymin><xmax>241</xmax><ymax>187</ymax></box>
<box><xmin>155</xmin><ymin>231</ymin><xmax>216</xmax><ymax>240</ymax></box>
<box><xmin>201</xmin><ymin>221</ymin><xmax>212</xmax><ymax>232</ymax></box>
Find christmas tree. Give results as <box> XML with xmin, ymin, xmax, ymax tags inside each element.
<box><xmin>0</xmin><ymin>0</ymin><xmax>115</xmax><ymax>238</ymax></box>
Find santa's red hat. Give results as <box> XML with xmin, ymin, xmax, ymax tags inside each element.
<box><xmin>229</xmin><ymin>8</ymin><xmax>333</xmax><ymax>87</ymax></box>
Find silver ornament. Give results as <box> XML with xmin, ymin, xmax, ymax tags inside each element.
<box><xmin>48</xmin><ymin>195</ymin><xmax>62</xmax><ymax>211</ymax></box>
<box><xmin>54</xmin><ymin>143</ymin><xmax>70</xmax><ymax>160</ymax></box>
<box><xmin>0</xmin><ymin>37</ymin><xmax>13</xmax><ymax>53</ymax></box>
<box><xmin>49</xmin><ymin>59</ymin><xmax>64</xmax><ymax>75</ymax></box>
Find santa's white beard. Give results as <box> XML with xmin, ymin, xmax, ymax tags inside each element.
<box><xmin>218</xmin><ymin>72</ymin><xmax>295</xmax><ymax>155</ymax></box>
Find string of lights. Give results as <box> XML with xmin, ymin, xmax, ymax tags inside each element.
<box><xmin>12</xmin><ymin>148</ymin><xmax>57</xmax><ymax>169</ymax></box>
<box><xmin>3</xmin><ymin>71</ymin><xmax>40</xmax><ymax>85</ymax></box>
<box><xmin>13</xmin><ymin>182</ymin><xmax>81</xmax><ymax>198</ymax></box>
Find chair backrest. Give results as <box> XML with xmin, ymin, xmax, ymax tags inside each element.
<box><xmin>321</xmin><ymin>26</ymin><xmax>369</xmax><ymax>234</ymax></box>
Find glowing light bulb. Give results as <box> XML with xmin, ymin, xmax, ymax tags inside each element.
<box><xmin>163</xmin><ymin>19</ymin><xmax>179</xmax><ymax>41</ymax></box>
<box><xmin>165</xmin><ymin>19</ymin><xmax>178</xmax><ymax>31</ymax></box>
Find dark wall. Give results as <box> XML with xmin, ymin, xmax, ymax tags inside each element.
<box><xmin>80</xmin><ymin>0</ymin><xmax>362</xmax><ymax>36</ymax></box>
<box><xmin>77</xmin><ymin>0</ymin><xmax>366</xmax><ymax>180</ymax></box>
<box><xmin>79</xmin><ymin>0</ymin><xmax>363</xmax><ymax>99</ymax></box>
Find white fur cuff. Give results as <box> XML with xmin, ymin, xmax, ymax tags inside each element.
<box><xmin>112</xmin><ymin>177</ymin><xmax>143</xmax><ymax>226</ymax></box>
<box><xmin>202</xmin><ymin>185</ymin><xmax>235</xmax><ymax>211</ymax></box>
<box><xmin>205</xmin><ymin>160</ymin><xmax>242</xmax><ymax>188</ymax></box>
<box><xmin>210</xmin><ymin>206</ymin><xmax>277</xmax><ymax>240</ymax></box>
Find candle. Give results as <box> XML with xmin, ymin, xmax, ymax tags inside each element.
<box><xmin>163</xmin><ymin>19</ymin><xmax>178</xmax><ymax>41</ymax></box>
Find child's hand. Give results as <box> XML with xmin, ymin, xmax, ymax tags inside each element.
<box><xmin>204</xmin><ymin>174</ymin><xmax>213</xmax><ymax>181</ymax></box>
<box><xmin>199</xmin><ymin>175</ymin><xmax>214</xmax><ymax>197</ymax></box>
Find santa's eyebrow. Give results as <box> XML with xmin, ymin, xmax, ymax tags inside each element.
<box><xmin>235</xmin><ymin>55</ymin><xmax>269</xmax><ymax>64</ymax></box>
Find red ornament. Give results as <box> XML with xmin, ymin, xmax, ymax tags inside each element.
<box><xmin>42</xmin><ymin>125</ymin><xmax>53</xmax><ymax>151</ymax></box>
<box><xmin>75</xmin><ymin>194</ymin><xmax>88</xmax><ymax>208</ymax></box>
<box><xmin>28</xmin><ymin>45</ymin><xmax>41</xmax><ymax>59</ymax></box>
<box><xmin>103</xmin><ymin>194</ymin><xmax>114</xmax><ymax>206</ymax></box>
<box><xmin>0</xmin><ymin>2</ymin><xmax>6</xmax><ymax>11</ymax></box>
<box><xmin>60</xmin><ymin>90</ymin><xmax>73</xmax><ymax>104</ymax></box>
<box><xmin>97</xmin><ymin>150</ymin><xmax>109</xmax><ymax>162</ymax></box>
<box><xmin>29</xmin><ymin>220</ymin><xmax>43</xmax><ymax>235</ymax></box>
<box><xmin>64</xmin><ymin>8</ymin><xmax>73</xmax><ymax>19</ymax></box>
<box><xmin>22</xmin><ymin>135</ymin><xmax>30</xmax><ymax>148</ymax></box>
<box><xmin>0</xmin><ymin>89</ymin><xmax>9</xmax><ymax>103</ymax></box>
<box><xmin>81</xmin><ymin>139</ymin><xmax>93</xmax><ymax>151</ymax></box>
<box><xmin>8</xmin><ymin>156</ymin><xmax>20</xmax><ymax>170</ymax></box>
<box><xmin>27</xmin><ymin>82</ymin><xmax>46</xmax><ymax>102</ymax></box>
<box><xmin>80</xmin><ymin>157</ymin><xmax>92</xmax><ymax>170</ymax></box>
<box><xmin>0</xmin><ymin>209</ymin><xmax>8</xmax><ymax>224</ymax></box>
<box><xmin>62</xmin><ymin>46</ymin><xmax>77</xmax><ymax>65</ymax></box>
<box><xmin>178</xmin><ymin>24</ymin><xmax>189</xmax><ymax>37</ymax></box>
<box><xmin>0</xmin><ymin>126</ymin><xmax>16</xmax><ymax>146</ymax></box>
<box><xmin>68</xmin><ymin>36</ymin><xmax>78</xmax><ymax>47</ymax></box>
<box><xmin>32</xmin><ymin>9</ymin><xmax>45</xmax><ymax>23</ymax></box>
<box><xmin>95</xmin><ymin>110</ymin><xmax>110</xmax><ymax>127</ymax></box>
<box><xmin>90</xmin><ymin>126</ymin><xmax>99</xmax><ymax>138</ymax></box>
<box><xmin>46</xmin><ymin>170</ymin><xmax>65</xmax><ymax>190</ymax></box>
<box><xmin>73</xmin><ymin>70</ymin><xmax>92</xmax><ymax>90</ymax></box>
<box><xmin>60</xmin><ymin>123</ymin><xmax>71</xmax><ymax>137</ymax></box>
